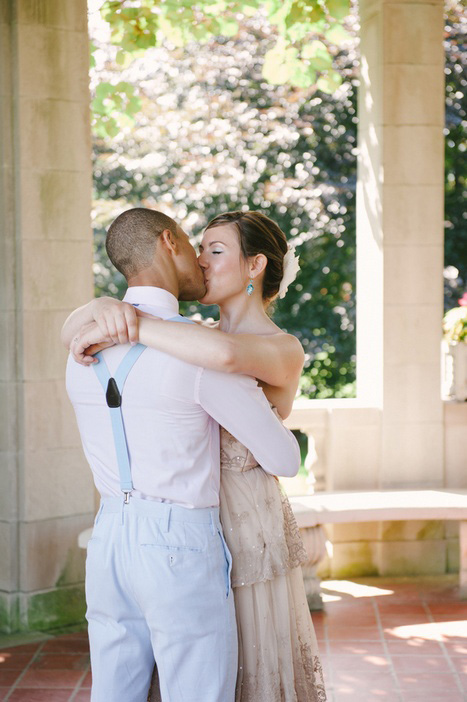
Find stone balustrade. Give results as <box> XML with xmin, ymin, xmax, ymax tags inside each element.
<box><xmin>283</xmin><ymin>400</ymin><xmax>467</xmax><ymax>593</ymax></box>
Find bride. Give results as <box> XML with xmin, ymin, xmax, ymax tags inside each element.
<box><xmin>63</xmin><ymin>209</ymin><xmax>327</xmax><ymax>702</ymax></box>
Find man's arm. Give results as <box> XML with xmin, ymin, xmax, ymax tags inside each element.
<box><xmin>195</xmin><ymin>368</ymin><xmax>300</xmax><ymax>477</ymax></box>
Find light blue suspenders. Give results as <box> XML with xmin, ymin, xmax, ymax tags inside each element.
<box><xmin>92</xmin><ymin>314</ymin><xmax>195</xmax><ymax>503</ymax></box>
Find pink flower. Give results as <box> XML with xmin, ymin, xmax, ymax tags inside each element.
<box><xmin>458</xmin><ymin>292</ymin><xmax>467</xmax><ymax>307</ymax></box>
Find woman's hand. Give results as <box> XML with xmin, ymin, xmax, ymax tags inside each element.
<box><xmin>70</xmin><ymin>322</ymin><xmax>115</xmax><ymax>366</ymax></box>
<box><xmin>91</xmin><ymin>297</ymin><xmax>139</xmax><ymax>345</ymax></box>
<box><xmin>135</xmin><ymin>309</ymin><xmax>160</xmax><ymax>321</ymax></box>
<box><xmin>61</xmin><ymin>296</ymin><xmax>140</xmax><ymax>350</ymax></box>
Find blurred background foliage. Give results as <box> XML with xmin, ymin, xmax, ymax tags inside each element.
<box><xmin>92</xmin><ymin>0</ymin><xmax>354</xmax><ymax>139</ymax></box>
<box><xmin>89</xmin><ymin>0</ymin><xmax>465</xmax><ymax>400</ymax></box>
<box><xmin>443</xmin><ymin>3</ymin><xmax>466</xmax><ymax>311</ymax></box>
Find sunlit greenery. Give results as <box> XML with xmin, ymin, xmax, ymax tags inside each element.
<box><xmin>93</xmin><ymin>0</ymin><xmax>353</xmax><ymax>136</ymax></box>
<box><xmin>444</xmin><ymin>4</ymin><xmax>466</xmax><ymax>311</ymax></box>
<box><xmin>89</xmin><ymin>1</ymin><xmax>465</xmax><ymax>399</ymax></box>
<box><xmin>90</xmin><ymin>6</ymin><xmax>358</xmax><ymax>398</ymax></box>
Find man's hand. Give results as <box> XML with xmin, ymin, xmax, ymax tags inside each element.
<box><xmin>70</xmin><ymin>322</ymin><xmax>114</xmax><ymax>366</ymax></box>
<box><xmin>91</xmin><ymin>297</ymin><xmax>139</xmax><ymax>345</ymax></box>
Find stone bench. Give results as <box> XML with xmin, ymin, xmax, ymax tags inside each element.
<box><xmin>289</xmin><ymin>489</ymin><xmax>467</xmax><ymax>605</ymax></box>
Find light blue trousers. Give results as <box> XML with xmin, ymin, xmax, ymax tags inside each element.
<box><xmin>85</xmin><ymin>497</ymin><xmax>237</xmax><ymax>702</ymax></box>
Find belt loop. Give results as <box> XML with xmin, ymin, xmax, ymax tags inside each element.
<box><xmin>161</xmin><ymin>506</ymin><xmax>171</xmax><ymax>533</ymax></box>
<box><xmin>210</xmin><ymin>511</ymin><xmax>216</xmax><ymax>536</ymax></box>
<box><xmin>121</xmin><ymin>496</ymin><xmax>125</xmax><ymax>526</ymax></box>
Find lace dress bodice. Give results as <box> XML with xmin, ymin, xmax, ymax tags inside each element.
<box><xmin>220</xmin><ymin>425</ymin><xmax>261</xmax><ymax>473</ymax></box>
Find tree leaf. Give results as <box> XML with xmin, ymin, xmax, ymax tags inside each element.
<box><xmin>95</xmin><ymin>82</ymin><xmax>114</xmax><ymax>99</ymax></box>
<box><xmin>105</xmin><ymin>120</ymin><xmax>120</xmax><ymax>138</ymax></box>
<box><xmin>127</xmin><ymin>96</ymin><xmax>142</xmax><ymax>114</ymax></box>
<box><xmin>325</xmin><ymin>0</ymin><xmax>351</xmax><ymax>21</ymax></box>
<box><xmin>286</xmin><ymin>1</ymin><xmax>324</xmax><ymax>29</ymax></box>
<box><xmin>263</xmin><ymin>40</ymin><xmax>299</xmax><ymax>84</ymax></box>
<box><xmin>268</xmin><ymin>0</ymin><xmax>294</xmax><ymax>31</ymax></box>
<box><xmin>263</xmin><ymin>51</ymin><xmax>292</xmax><ymax>84</ymax></box>
<box><xmin>158</xmin><ymin>16</ymin><xmax>185</xmax><ymax>46</ymax></box>
<box><xmin>286</xmin><ymin>20</ymin><xmax>314</xmax><ymax>42</ymax></box>
<box><xmin>290</xmin><ymin>63</ymin><xmax>317</xmax><ymax>88</ymax></box>
<box><xmin>241</xmin><ymin>4</ymin><xmax>259</xmax><ymax>16</ymax></box>
<box><xmin>89</xmin><ymin>44</ymin><xmax>96</xmax><ymax>69</ymax></box>
<box><xmin>218</xmin><ymin>18</ymin><xmax>239</xmax><ymax>36</ymax></box>
<box><xmin>302</xmin><ymin>40</ymin><xmax>328</xmax><ymax>60</ymax></box>
<box><xmin>116</xmin><ymin>50</ymin><xmax>126</xmax><ymax>66</ymax></box>
<box><xmin>192</xmin><ymin>25</ymin><xmax>210</xmax><ymax>41</ymax></box>
<box><xmin>326</xmin><ymin>22</ymin><xmax>353</xmax><ymax>45</ymax></box>
<box><xmin>316</xmin><ymin>70</ymin><xmax>342</xmax><ymax>93</ymax></box>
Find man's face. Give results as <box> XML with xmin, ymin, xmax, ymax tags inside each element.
<box><xmin>175</xmin><ymin>225</ymin><xmax>207</xmax><ymax>301</ymax></box>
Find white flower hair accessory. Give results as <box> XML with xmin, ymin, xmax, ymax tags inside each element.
<box><xmin>278</xmin><ymin>244</ymin><xmax>300</xmax><ymax>299</ymax></box>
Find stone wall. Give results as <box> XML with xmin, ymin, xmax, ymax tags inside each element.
<box><xmin>0</xmin><ymin>0</ymin><xmax>95</xmax><ymax>633</ymax></box>
<box><xmin>317</xmin><ymin>0</ymin><xmax>447</xmax><ymax>579</ymax></box>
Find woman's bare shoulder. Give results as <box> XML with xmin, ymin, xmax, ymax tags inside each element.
<box><xmin>265</xmin><ymin>325</ymin><xmax>303</xmax><ymax>348</ymax></box>
<box><xmin>269</xmin><ymin>329</ymin><xmax>305</xmax><ymax>365</ymax></box>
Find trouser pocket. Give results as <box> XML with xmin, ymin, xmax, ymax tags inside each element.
<box><xmin>217</xmin><ymin>529</ymin><xmax>233</xmax><ymax>598</ymax></box>
<box><xmin>94</xmin><ymin>503</ymin><xmax>104</xmax><ymax>527</ymax></box>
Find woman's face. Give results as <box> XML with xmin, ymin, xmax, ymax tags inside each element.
<box><xmin>197</xmin><ymin>224</ymin><xmax>250</xmax><ymax>306</ymax></box>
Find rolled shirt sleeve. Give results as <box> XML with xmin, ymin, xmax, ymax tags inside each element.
<box><xmin>195</xmin><ymin>367</ymin><xmax>300</xmax><ymax>477</ymax></box>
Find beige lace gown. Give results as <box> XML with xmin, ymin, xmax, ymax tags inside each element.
<box><xmin>148</xmin><ymin>423</ymin><xmax>326</xmax><ymax>702</ymax></box>
<box><xmin>219</xmin><ymin>424</ymin><xmax>326</xmax><ymax>702</ymax></box>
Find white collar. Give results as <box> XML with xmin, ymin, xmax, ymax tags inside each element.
<box><xmin>123</xmin><ymin>286</ymin><xmax>179</xmax><ymax>315</ymax></box>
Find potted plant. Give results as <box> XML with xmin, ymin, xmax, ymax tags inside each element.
<box><xmin>442</xmin><ymin>292</ymin><xmax>467</xmax><ymax>401</ymax></box>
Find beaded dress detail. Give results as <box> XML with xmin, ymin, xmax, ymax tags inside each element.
<box><xmin>219</xmin><ymin>420</ymin><xmax>327</xmax><ymax>702</ymax></box>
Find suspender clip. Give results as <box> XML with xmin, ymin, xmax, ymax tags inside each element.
<box><xmin>123</xmin><ymin>491</ymin><xmax>131</xmax><ymax>504</ymax></box>
<box><xmin>106</xmin><ymin>378</ymin><xmax>121</xmax><ymax>408</ymax></box>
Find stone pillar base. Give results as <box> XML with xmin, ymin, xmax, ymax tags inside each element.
<box><xmin>0</xmin><ymin>586</ymin><xmax>86</xmax><ymax>635</ymax></box>
<box><xmin>302</xmin><ymin>564</ymin><xmax>324</xmax><ymax>611</ymax></box>
<box><xmin>300</xmin><ymin>525</ymin><xmax>328</xmax><ymax>611</ymax></box>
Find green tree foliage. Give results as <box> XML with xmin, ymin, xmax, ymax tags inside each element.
<box><xmin>91</xmin><ymin>11</ymin><xmax>358</xmax><ymax>398</ymax></box>
<box><xmin>90</xmin><ymin>2</ymin><xmax>465</xmax><ymax>399</ymax></box>
<box><xmin>443</xmin><ymin>4</ymin><xmax>466</xmax><ymax>310</ymax></box>
<box><xmin>93</xmin><ymin>0</ymin><xmax>353</xmax><ymax>136</ymax></box>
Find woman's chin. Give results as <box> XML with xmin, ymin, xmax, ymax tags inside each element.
<box><xmin>198</xmin><ymin>291</ymin><xmax>217</xmax><ymax>306</ymax></box>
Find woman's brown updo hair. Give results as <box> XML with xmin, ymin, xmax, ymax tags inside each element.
<box><xmin>205</xmin><ymin>211</ymin><xmax>288</xmax><ymax>301</ymax></box>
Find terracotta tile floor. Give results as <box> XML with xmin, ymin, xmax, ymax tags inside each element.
<box><xmin>0</xmin><ymin>576</ymin><xmax>466</xmax><ymax>701</ymax></box>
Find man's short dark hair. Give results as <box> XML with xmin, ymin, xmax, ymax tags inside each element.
<box><xmin>106</xmin><ymin>208</ymin><xmax>177</xmax><ymax>279</ymax></box>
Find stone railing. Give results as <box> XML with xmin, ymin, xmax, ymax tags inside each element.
<box><xmin>284</xmin><ymin>397</ymin><xmax>467</xmax><ymax>493</ymax></box>
<box><xmin>282</xmin><ymin>399</ymin><xmax>467</xmax><ymax>608</ymax></box>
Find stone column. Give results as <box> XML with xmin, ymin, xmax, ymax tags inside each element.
<box><xmin>357</xmin><ymin>0</ymin><xmax>445</xmax><ymax>488</ymax></box>
<box><xmin>0</xmin><ymin>0</ymin><xmax>95</xmax><ymax>633</ymax></box>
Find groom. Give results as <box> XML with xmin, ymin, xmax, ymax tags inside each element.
<box><xmin>66</xmin><ymin>207</ymin><xmax>300</xmax><ymax>702</ymax></box>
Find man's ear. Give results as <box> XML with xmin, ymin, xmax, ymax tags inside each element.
<box><xmin>249</xmin><ymin>253</ymin><xmax>267</xmax><ymax>280</ymax></box>
<box><xmin>159</xmin><ymin>228</ymin><xmax>178</xmax><ymax>254</ymax></box>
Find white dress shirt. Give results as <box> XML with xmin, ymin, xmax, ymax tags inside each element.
<box><xmin>66</xmin><ymin>286</ymin><xmax>300</xmax><ymax>508</ymax></box>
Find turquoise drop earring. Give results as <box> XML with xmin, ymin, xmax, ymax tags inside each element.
<box><xmin>246</xmin><ymin>279</ymin><xmax>254</xmax><ymax>296</ymax></box>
